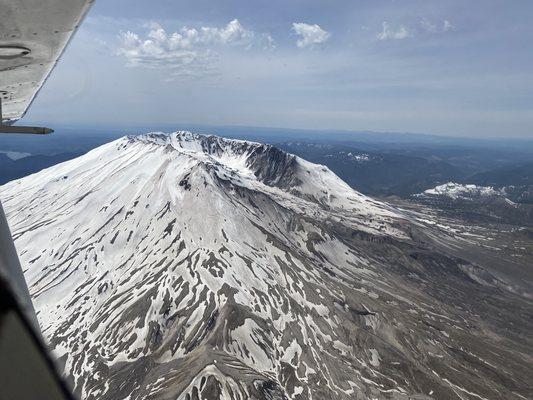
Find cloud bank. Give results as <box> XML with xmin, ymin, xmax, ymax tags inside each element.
<box><xmin>377</xmin><ymin>19</ymin><xmax>453</xmax><ymax>41</ymax></box>
<box><xmin>377</xmin><ymin>22</ymin><xmax>411</xmax><ymax>40</ymax></box>
<box><xmin>117</xmin><ymin>19</ymin><xmax>273</xmax><ymax>78</ymax></box>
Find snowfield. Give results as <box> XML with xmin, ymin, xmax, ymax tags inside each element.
<box><xmin>416</xmin><ymin>182</ymin><xmax>501</xmax><ymax>199</ymax></box>
<box><xmin>1</xmin><ymin>132</ymin><xmax>531</xmax><ymax>400</ymax></box>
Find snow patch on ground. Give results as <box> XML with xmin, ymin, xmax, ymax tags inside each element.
<box><xmin>416</xmin><ymin>182</ymin><xmax>501</xmax><ymax>200</ymax></box>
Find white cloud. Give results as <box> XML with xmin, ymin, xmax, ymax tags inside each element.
<box><xmin>377</xmin><ymin>22</ymin><xmax>411</xmax><ymax>40</ymax></box>
<box><xmin>377</xmin><ymin>19</ymin><xmax>453</xmax><ymax>41</ymax></box>
<box><xmin>260</xmin><ymin>33</ymin><xmax>277</xmax><ymax>50</ymax></box>
<box><xmin>198</xmin><ymin>19</ymin><xmax>255</xmax><ymax>47</ymax></box>
<box><xmin>420</xmin><ymin>18</ymin><xmax>438</xmax><ymax>33</ymax></box>
<box><xmin>117</xmin><ymin>19</ymin><xmax>271</xmax><ymax>79</ymax></box>
<box><xmin>421</xmin><ymin>18</ymin><xmax>454</xmax><ymax>34</ymax></box>
<box><xmin>292</xmin><ymin>23</ymin><xmax>330</xmax><ymax>48</ymax></box>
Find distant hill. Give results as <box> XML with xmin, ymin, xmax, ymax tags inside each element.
<box><xmin>466</xmin><ymin>162</ymin><xmax>533</xmax><ymax>204</ymax></box>
<box><xmin>469</xmin><ymin>162</ymin><xmax>533</xmax><ymax>187</ymax></box>
<box><xmin>0</xmin><ymin>152</ymin><xmax>82</xmax><ymax>185</ymax></box>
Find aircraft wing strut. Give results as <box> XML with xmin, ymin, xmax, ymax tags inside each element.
<box><xmin>0</xmin><ymin>0</ymin><xmax>94</xmax><ymax>128</ymax></box>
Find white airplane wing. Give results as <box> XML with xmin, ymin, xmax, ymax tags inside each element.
<box><xmin>0</xmin><ymin>0</ymin><xmax>93</xmax><ymax>123</ymax></box>
<box><xmin>0</xmin><ymin>1</ymin><xmax>93</xmax><ymax>399</ymax></box>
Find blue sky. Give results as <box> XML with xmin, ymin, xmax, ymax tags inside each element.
<box><xmin>24</xmin><ymin>0</ymin><xmax>533</xmax><ymax>138</ymax></box>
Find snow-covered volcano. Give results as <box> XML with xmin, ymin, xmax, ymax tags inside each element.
<box><xmin>1</xmin><ymin>132</ymin><xmax>531</xmax><ymax>400</ymax></box>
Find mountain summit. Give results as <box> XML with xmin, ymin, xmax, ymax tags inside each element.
<box><xmin>1</xmin><ymin>132</ymin><xmax>531</xmax><ymax>400</ymax></box>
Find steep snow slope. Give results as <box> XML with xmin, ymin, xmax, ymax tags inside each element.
<box><xmin>1</xmin><ymin>132</ymin><xmax>532</xmax><ymax>400</ymax></box>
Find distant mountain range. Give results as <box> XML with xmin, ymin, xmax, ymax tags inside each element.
<box><xmin>277</xmin><ymin>142</ymin><xmax>464</xmax><ymax>196</ymax></box>
<box><xmin>1</xmin><ymin>126</ymin><xmax>532</xmax><ymax>201</ymax></box>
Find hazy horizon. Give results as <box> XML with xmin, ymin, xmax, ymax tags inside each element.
<box><xmin>21</xmin><ymin>0</ymin><xmax>533</xmax><ymax>139</ymax></box>
<box><xmin>21</xmin><ymin>121</ymin><xmax>533</xmax><ymax>143</ymax></box>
